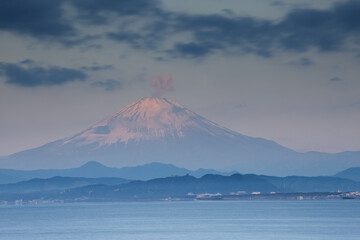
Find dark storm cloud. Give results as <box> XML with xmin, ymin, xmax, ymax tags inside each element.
<box><xmin>169</xmin><ymin>42</ymin><xmax>217</xmax><ymax>58</ymax></box>
<box><xmin>276</xmin><ymin>1</ymin><xmax>360</xmax><ymax>52</ymax></box>
<box><xmin>0</xmin><ymin>0</ymin><xmax>74</xmax><ymax>39</ymax></box>
<box><xmin>1</xmin><ymin>0</ymin><xmax>359</xmax><ymax>58</ymax></box>
<box><xmin>71</xmin><ymin>0</ymin><xmax>162</xmax><ymax>24</ymax></box>
<box><xmin>81</xmin><ymin>65</ymin><xmax>114</xmax><ymax>71</ymax></box>
<box><xmin>0</xmin><ymin>0</ymin><xmax>156</xmax><ymax>45</ymax></box>
<box><xmin>91</xmin><ymin>79</ymin><xmax>123</xmax><ymax>91</ymax></box>
<box><xmin>329</xmin><ymin>77</ymin><xmax>342</xmax><ymax>82</ymax></box>
<box><xmin>107</xmin><ymin>32</ymin><xmax>147</xmax><ymax>48</ymax></box>
<box><xmin>166</xmin><ymin>0</ymin><xmax>360</xmax><ymax>58</ymax></box>
<box><xmin>19</xmin><ymin>59</ymin><xmax>36</xmax><ymax>65</ymax></box>
<box><xmin>71</xmin><ymin>0</ymin><xmax>168</xmax><ymax>49</ymax></box>
<box><xmin>106</xmin><ymin>18</ymin><xmax>171</xmax><ymax>50</ymax></box>
<box><xmin>279</xmin><ymin>0</ymin><xmax>360</xmax><ymax>51</ymax></box>
<box><xmin>0</xmin><ymin>62</ymin><xmax>87</xmax><ymax>87</ymax></box>
<box><xmin>289</xmin><ymin>57</ymin><xmax>314</xmax><ymax>67</ymax></box>
<box><xmin>170</xmin><ymin>14</ymin><xmax>274</xmax><ymax>58</ymax></box>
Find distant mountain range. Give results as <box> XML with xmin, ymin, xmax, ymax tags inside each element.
<box><xmin>1</xmin><ymin>97</ymin><xmax>360</xmax><ymax>176</ymax></box>
<box><xmin>0</xmin><ymin>168</ymin><xmax>360</xmax><ymax>202</ymax></box>
<box><xmin>1</xmin><ymin>171</ymin><xmax>359</xmax><ymax>202</ymax></box>
<box><xmin>0</xmin><ymin>161</ymin><xmax>235</xmax><ymax>184</ymax></box>
<box><xmin>66</xmin><ymin>174</ymin><xmax>360</xmax><ymax>200</ymax></box>
<box><xmin>334</xmin><ymin>167</ymin><xmax>360</xmax><ymax>182</ymax></box>
<box><xmin>0</xmin><ymin>176</ymin><xmax>129</xmax><ymax>194</ymax></box>
<box><xmin>1</xmin><ymin>160</ymin><xmax>359</xmax><ymax>187</ymax></box>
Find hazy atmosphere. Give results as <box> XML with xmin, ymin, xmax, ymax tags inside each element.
<box><xmin>1</xmin><ymin>2</ymin><xmax>360</xmax><ymax>239</ymax></box>
<box><xmin>1</xmin><ymin>0</ymin><xmax>360</xmax><ymax>156</ymax></box>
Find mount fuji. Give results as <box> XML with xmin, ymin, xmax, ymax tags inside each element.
<box><xmin>1</xmin><ymin>97</ymin><xmax>360</xmax><ymax>176</ymax></box>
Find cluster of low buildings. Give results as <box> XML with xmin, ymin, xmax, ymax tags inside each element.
<box><xmin>342</xmin><ymin>192</ymin><xmax>360</xmax><ymax>199</ymax></box>
<box><xmin>0</xmin><ymin>199</ymin><xmax>64</xmax><ymax>205</ymax></box>
<box><xmin>1</xmin><ymin>191</ymin><xmax>360</xmax><ymax>204</ymax></box>
<box><xmin>185</xmin><ymin>191</ymin><xmax>360</xmax><ymax>201</ymax></box>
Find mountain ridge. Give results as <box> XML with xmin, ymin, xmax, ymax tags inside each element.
<box><xmin>0</xmin><ymin>161</ymin><xmax>235</xmax><ymax>184</ymax></box>
<box><xmin>1</xmin><ymin>173</ymin><xmax>359</xmax><ymax>202</ymax></box>
<box><xmin>334</xmin><ymin>167</ymin><xmax>360</xmax><ymax>182</ymax></box>
<box><xmin>0</xmin><ymin>176</ymin><xmax>130</xmax><ymax>194</ymax></box>
<box><xmin>1</xmin><ymin>97</ymin><xmax>360</xmax><ymax>176</ymax></box>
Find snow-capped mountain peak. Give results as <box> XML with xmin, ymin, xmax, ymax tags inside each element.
<box><xmin>3</xmin><ymin>97</ymin><xmax>359</xmax><ymax>176</ymax></box>
<box><xmin>62</xmin><ymin>97</ymin><xmax>238</xmax><ymax>147</ymax></box>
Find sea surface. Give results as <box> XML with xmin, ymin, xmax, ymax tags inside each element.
<box><xmin>0</xmin><ymin>200</ymin><xmax>359</xmax><ymax>240</ymax></box>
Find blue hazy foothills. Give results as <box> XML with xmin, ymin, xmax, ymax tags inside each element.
<box><xmin>1</xmin><ymin>1</ymin><xmax>360</xmax><ymax>239</ymax></box>
<box><xmin>1</xmin><ymin>201</ymin><xmax>359</xmax><ymax>240</ymax></box>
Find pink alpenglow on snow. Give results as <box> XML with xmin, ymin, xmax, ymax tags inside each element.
<box><xmin>1</xmin><ymin>97</ymin><xmax>360</xmax><ymax>176</ymax></box>
<box><xmin>62</xmin><ymin>97</ymin><xmax>236</xmax><ymax>146</ymax></box>
<box><xmin>150</xmin><ymin>74</ymin><xmax>174</xmax><ymax>97</ymax></box>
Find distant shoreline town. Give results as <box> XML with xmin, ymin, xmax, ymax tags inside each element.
<box><xmin>1</xmin><ymin>162</ymin><xmax>360</xmax><ymax>205</ymax></box>
<box><xmin>1</xmin><ymin>191</ymin><xmax>360</xmax><ymax>206</ymax></box>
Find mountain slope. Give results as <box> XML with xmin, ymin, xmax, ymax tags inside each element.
<box><xmin>0</xmin><ymin>176</ymin><xmax>129</xmax><ymax>194</ymax></box>
<box><xmin>2</xmin><ymin>173</ymin><xmax>360</xmax><ymax>202</ymax></box>
<box><xmin>334</xmin><ymin>167</ymin><xmax>360</xmax><ymax>182</ymax></box>
<box><xmin>65</xmin><ymin>174</ymin><xmax>277</xmax><ymax>200</ymax></box>
<box><xmin>1</xmin><ymin>97</ymin><xmax>360</xmax><ymax>176</ymax></box>
<box><xmin>47</xmin><ymin>174</ymin><xmax>360</xmax><ymax>197</ymax></box>
<box><xmin>0</xmin><ymin>174</ymin><xmax>278</xmax><ymax>201</ymax></box>
<box><xmin>0</xmin><ymin>161</ymin><xmax>234</xmax><ymax>184</ymax></box>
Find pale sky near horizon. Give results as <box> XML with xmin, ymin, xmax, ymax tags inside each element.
<box><xmin>1</xmin><ymin>0</ymin><xmax>360</xmax><ymax>155</ymax></box>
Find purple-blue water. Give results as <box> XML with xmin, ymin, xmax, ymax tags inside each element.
<box><xmin>0</xmin><ymin>200</ymin><xmax>359</xmax><ymax>240</ymax></box>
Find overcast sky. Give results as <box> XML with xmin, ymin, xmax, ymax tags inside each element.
<box><xmin>1</xmin><ymin>0</ymin><xmax>360</xmax><ymax>156</ymax></box>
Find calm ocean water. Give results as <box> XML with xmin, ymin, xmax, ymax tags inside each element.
<box><xmin>0</xmin><ymin>200</ymin><xmax>359</xmax><ymax>240</ymax></box>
